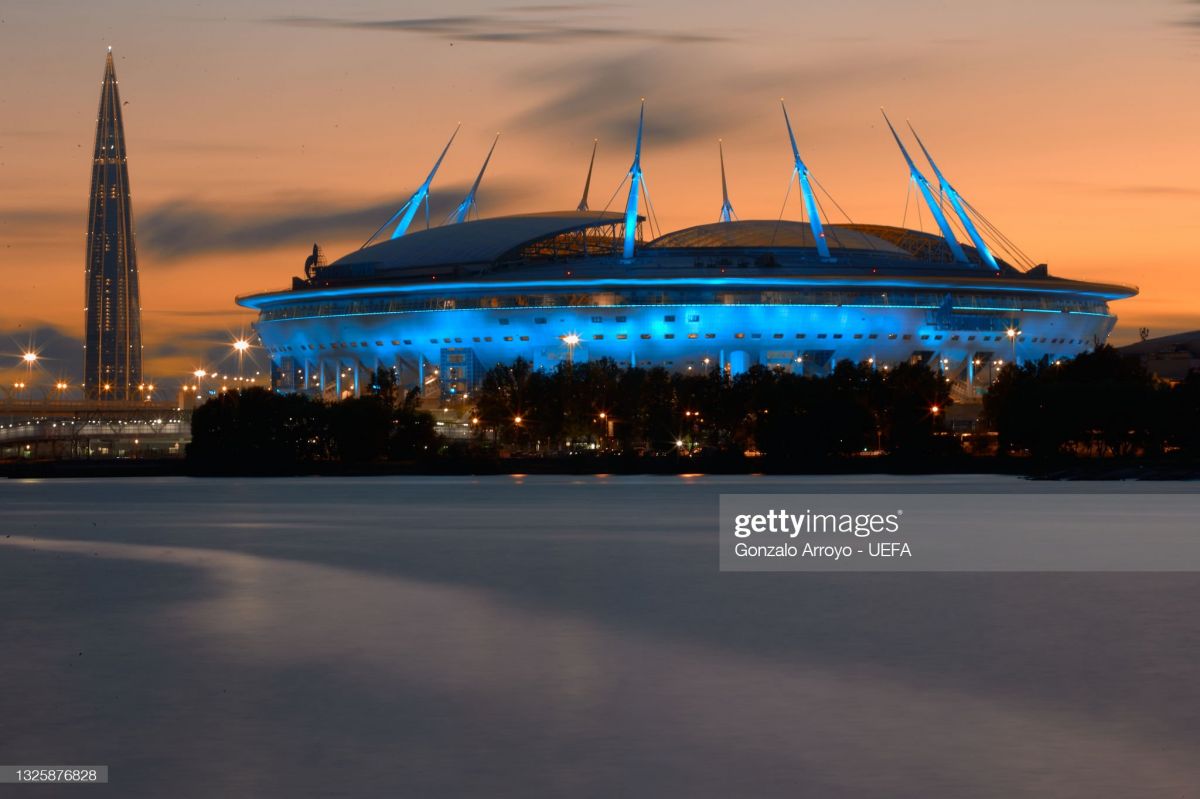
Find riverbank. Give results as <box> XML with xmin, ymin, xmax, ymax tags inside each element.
<box><xmin>3</xmin><ymin>454</ymin><xmax>1198</xmax><ymax>480</ymax></box>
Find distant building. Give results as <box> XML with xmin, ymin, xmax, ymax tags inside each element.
<box><xmin>84</xmin><ymin>50</ymin><xmax>143</xmax><ymax>400</ymax></box>
<box><xmin>1119</xmin><ymin>331</ymin><xmax>1200</xmax><ymax>383</ymax></box>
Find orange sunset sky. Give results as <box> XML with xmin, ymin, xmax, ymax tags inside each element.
<box><xmin>2</xmin><ymin>0</ymin><xmax>1199</xmax><ymax>389</ymax></box>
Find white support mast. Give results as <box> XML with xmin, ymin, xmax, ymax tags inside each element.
<box><xmin>781</xmin><ymin>100</ymin><xmax>831</xmax><ymax>260</ymax></box>
<box><xmin>906</xmin><ymin>122</ymin><xmax>1000</xmax><ymax>271</ymax></box>
<box><xmin>577</xmin><ymin>139</ymin><xmax>597</xmax><ymax>212</ymax></box>
<box><xmin>447</xmin><ymin>132</ymin><xmax>499</xmax><ymax>225</ymax></box>
<box><xmin>718</xmin><ymin>139</ymin><xmax>735</xmax><ymax>222</ymax></box>
<box><xmin>622</xmin><ymin>100</ymin><xmax>645</xmax><ymax>261</ymax></box>
<box><xmin>362</xmin><ymin>125</ymin><xmax>460</xmax><ymax>247</ymax></box>
<box><xmin>880</xmin><ymin>110</ymin><xmax>969</xmax><ymax>264</ymax></box>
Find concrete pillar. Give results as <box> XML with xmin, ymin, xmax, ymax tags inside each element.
<box><xmin>353</xmin><ymin>360</ymin><xmax>361</xmax><ymax>397</ymax></box>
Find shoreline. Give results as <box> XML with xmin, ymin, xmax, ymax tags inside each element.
<box><xmin>3</xmin><ymin>456</ymin><xmax>1198</xmax><ymax>481</ymax></box>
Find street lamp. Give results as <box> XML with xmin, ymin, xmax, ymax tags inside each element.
<box><xmin>1006</xmin><ymin>327</ymin><xmax>1021</xmax><ymax>364</ymax></box>
<box><xmin>561</xmin><ymin>333</ymin><xmax>580</xmax><ymax>365</ymax></box>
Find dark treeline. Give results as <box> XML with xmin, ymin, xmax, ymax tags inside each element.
<box><xmin>188</xmin><ymin>346</ymin><xmax>1200</xmax><ymax>471</ymax></box>
<box><xmin>188</xmin><ymin>369</ymin><xmax>437</xmax><ymax>469</ymax></box>
<box><xmin>983</xmin><ymin>345</ymin><xmax>1200</xmax><ymax>458</ymax></box>
<box><xmin>474</xmin><ymin>357</ymin><xmax>954</xmax><ymax>459</ymax></box>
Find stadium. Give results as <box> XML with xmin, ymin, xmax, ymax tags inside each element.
<box><xmin>237</xmin><ymin>106</ymin><xmax>1136</xmax><ymax>401</ymax></box>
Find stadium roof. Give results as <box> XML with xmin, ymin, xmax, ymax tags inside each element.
<box><xmin>331</xmin><ymin>211</ymin><xmax>625</xmax><ymax>273</ymax></box>
<box><xmin>647</xmin><ymin>220</ymin><xmax>910</xmax><ymax>256</ymax></box>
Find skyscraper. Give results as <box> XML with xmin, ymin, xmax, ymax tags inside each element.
<box><xmin>84</xmin><ymin>49</ymin><xmax>142</xmax><ymax>400</ymax></box>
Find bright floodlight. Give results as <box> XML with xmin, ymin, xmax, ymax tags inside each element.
<box><xmin>562</xmin><ymin>333</ymin><xmax>580</xmax><ymax>346</ymax></box>
<box><xmin>22</xmin><ymin>352</ymin><xmax>37</xmax><ymax>363</ymax></box>
<box><xmin>194</xmin><ymin>369</ymin><xmax>206</xmax><ymax>378</ymax></box>
<box><xmin>233</xmin><ymin>339</ymin><xmax>250</xmax><ymax>352</ymax></box>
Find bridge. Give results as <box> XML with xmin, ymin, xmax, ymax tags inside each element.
<box><xmin>0</xmin><ymin>400</ymin><xmax>190</xmax><ymax>460</ymax></box>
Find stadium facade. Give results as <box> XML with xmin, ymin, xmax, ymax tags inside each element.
<box><xmin>238</xmin><ymin>105</ymin><xmax>1136</xmax><ymax>400</ymax></box>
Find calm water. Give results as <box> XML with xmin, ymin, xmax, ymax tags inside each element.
<box><xmin>2</xmin><ymin>475</ymin><xmax>1199</xmax><ymax>797</ymax></box>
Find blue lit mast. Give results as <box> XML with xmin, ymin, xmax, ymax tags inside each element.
<box><xmin>906</xmin><ymin>122</ymin><xmax>1000</xmax><ymax>271</ymax></box>
<box><xmin>447</xmin><ymin>132</ymin><xmax>499</xmax><ymax>225</ymax></box>
<box><xmin>622</xmin><ymin>100</ymin><xmax>645</xmax><ymax>261</ymax></box>
<box><xmin>577</xmin><ymin>139</ymin><xmax>597</xmax><ymax>212</ymax></box>
<box><xmin>781</xmin><ymin>100</ymin><xmax>831</xmax><ymax>260</ymax></box>
<box><xmin>880</xmin><ymin>110</ymin><xmax>968</xmax><ymax>264</ymax></box>
<box><xmin>718</xmin><ymin>139</ymin><xmax>736</xmax><ymax>222</ymax></box>
<box><xmin>362</xmin><ymin>125</ymin><xmax>460</xmax><ymax>247</ymax></box>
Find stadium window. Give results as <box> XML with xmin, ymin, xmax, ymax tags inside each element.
<box><xmin>735</xmin><ymin>333</ymin><xmax>745</xmax><ymax>339</ymax></box>
<box><xmin>617</xmin><ymin>334</ymin><xmax>628</xmax><ymax>340</ymax></box>
<box><xmin>593</xmin><ymin>334</ymin><xmax>604</xmax><ymax>340</ymax></box>
<box><xmin>920</xmin><ymin>335</ymin><xmax>930</xmax><ymax>340</ymax></box>
<box><xmin>361</xmin><ymin>342</ymin><xmax>368</xmax><ymax>347</ymax></box>
<box><xmin>484</xmin><ymin>336</ymin><xmax>493</xmax><ymax>342</ymax></box>
<box><xmin>403</xmin><ymin>339</ymin><xmax>412</xmax><ymax>345</ymax></box>
<box><xmin>868</xmin><ymin>334</ymin><xmax>878</xmax><ymax>339</ymax></box>
<box><xmin>499</xmin><ymin>318</ymin><xmax>510</xmax><ymax>325</ymax></box>
<box><xmin>640</xmin><ymin>333</ymin><xmax>652</xmax><ymax>340</ymax></box>
<box><xmin>853</xmin><ymin>333</ymin><xmax>863</xmax><ymax>339</ymax></box>
<box><xmin>535</xmin><ymin>317</ymin><xmax>547</xmax><ymax>324</ymax></box>
<box><xmin>472</xmin><ymin>337</ymin><xmax>481</xmax><ymax>343</ymax></box>
<box><xmin>705</xmin><ymin>333</ymin><xmax>716</xmax><ymax>339</ymax></box>
<box><xmin>688</xmin><ymin>333</ymin><xmax>699</xmax><ymax>339</ymax></box>
<box><xmin>664</xmin><ymin>334</ymin><xmax>675</xmax><ymax>339</ymax></box>
<box><xmin>350</xmin><ymin>342</ymin><xmax>358</xmax><ymax>347</ymax></box>
<box><xmin>664</xmin><ymin>315</ymin><xmax>676</xmax><ymax>322</ymax></box>
<box><xmin>430</xmin><ymin>339</ymin><xmax>438</xmax><ymax>344</ymax></box>
<box><xmin>902</xmin><ymin>335</ymin><xmax>912</xmax><ymax>340</ymax></box>
<box><xmin>454</xmin><ymin>337</ymin><xmax>462</xmax><ymax>343</ymax></box>
<box><xmin>888</xmin><ymin>333</ymin><xmax>897</xmax><ymax>340</ymax></box>
<box><xmin>934</xmin><ymin>335</ymin><xmax>943</xmax><ymax>341</ymax></box>
<box><xmin>391</xmin><ymin>340</ymin><xmax>400</xmax><ymax>346</ymax></box>
<box><xmin>616</xmin><ymin>315</ymin><xmax>627</xmax><ymax>323</ymax></box>
<box><xmin>376</xmin><ymin>341</ymin><xmax>383</xmax><ymax>346</ymax></box>
<box><xmin>967</xmin><ymin>336</ymin><xmax>976</xmax><ymax>341</ymax></box>
<box><xmin>503</xmin><ymin>336</ymin><xmax>514</xmax><ymax>342</ymax></box>
<box><xmin>443</xmin><ymin>338</ymin><xmax>451</xmax><ymax>343</ymax></box>
<box><xmin>592</xmin><ymin>316</ymin><xmax>603</xmax><ymax>323</ymax></box>
<box><xmin>817</xmin><ymin>333</ymin><xmax>827</xmax><ymax>339</ymax></box>
<box><xmin>833</xmin><ymin>334</ymin><xmax>843</xmax><ymax>339</ymax></box>
<box><xmin>950</xmin><ymin>335</ymin><xmax>960</xmax><ymax>341</ymax></box>
<box><xmin>796</xmin><ymin>333</ymin><xmax>806</xmax><ymax>339</ymax></box>
<box><xmin>687</xmin><ymin>314</ymin><xmax>700</xmax><ymax>323</ymax></box>
<box><xmin>520</xmin><ymin>336</ymin><xmax>530</xmax><ymax>341</ymax></box>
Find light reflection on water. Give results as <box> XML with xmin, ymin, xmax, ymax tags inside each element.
<box><xmin>1</xmin><ymin>475</ymin><xmax>1199</xmax><ymax>798</ymax></box>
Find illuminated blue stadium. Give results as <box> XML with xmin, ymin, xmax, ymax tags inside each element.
<box><xmin>237</xmin><ymin>109</ymin><xmax>1137</xmax><ymax>400</ymax></box>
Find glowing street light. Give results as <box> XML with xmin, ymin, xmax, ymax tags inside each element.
<box><xmin>561</xmin><ymin>333</ymin><xmax>580</xmax><ymax>365</ymax></box>
<box><xmin>1006</xmin><ymin>327</ymin><xmax>1021</xmax><ymax>363</ymax></box>
<box><xmin>233</xmin><ymin>339</ymin><xmax>250</xmax><ymax>353</ymax></box>
<box><xmin>22</xmin><ymin>352</ymin><xmax>38</xmax><ymax>364</ymax></box>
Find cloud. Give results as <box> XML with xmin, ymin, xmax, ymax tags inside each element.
<box><xmin>507</xmin><ymin>49</ymin><xmax>935</xmax><ymax>148</ymax></box>
<box><xmin>270</xmin><ymin>11</ymin><xmax>727</xmax><ymax>45</ymax></box>
<box><xmin>139</xmin><ymin>180</ymin><xmax>533</xmax><ymax>261</ymax></box>
<box><xmin>1170</xmin><ymin>0</ymin><xmax>1200</xmax><ymax>30</ymax></box>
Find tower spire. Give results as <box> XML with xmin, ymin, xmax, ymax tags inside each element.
<box><xmin>622</xmin><ymin>100</ymin><xmax>645</xmax><ymax>261</ymax></box>
<box><xmin>718</xmin><ymin>140</ymin><xmax>735</xmax><ymax>223</ymax></box>
<box><xmin>85</xmin><ymin>49</ymin><xmax>143</xmax><ymax>400</ymax></box>
<box><xmin>880</xmin><ymin>110</ymin><xmax>969</xmax><ymax>264</ymax></box>
<box><xmin>363</xmin><ymin>124</ymin><xmax>460</xmax><ymax>247</ymax></box>
<box><xmin>447</xmin><ymin>132</ymin><xmax>499</xmax><ymax>225</ymax></box>
<box><xmin>780</xmin><ymin>100</ymin><xmax>831</xmax><ymax>260</ymax></box>
<box><xmin>577</xmin><ymin>139</ymin><xmax>598</xmax><ymax>212</ymax></box>
<box><xmin>906</xmin><ymin>122</ymin><xmax>999</xmax><ymax>271</ymax></box>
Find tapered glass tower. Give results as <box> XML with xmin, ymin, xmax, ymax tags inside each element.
<box><xmin>84</xmin><ymin>50</ymin><xmax>142</xmax><ymax>400</ymax></box>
